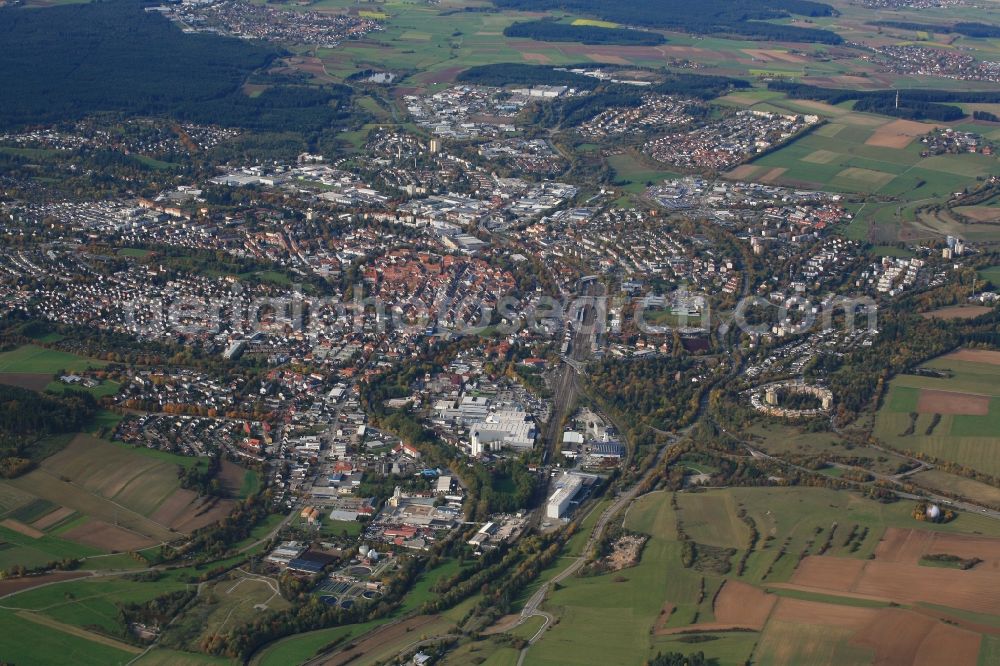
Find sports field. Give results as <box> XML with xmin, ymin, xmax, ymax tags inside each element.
<box><xmin>874</xmin><ymin>350</ymin><xmax>1000</xmax><ymax>476</ymax></box>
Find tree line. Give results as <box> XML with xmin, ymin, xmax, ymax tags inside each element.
<box><xmin>869</xmin><ymin>20</ymin><xmax>1000</xmax><ymax>39</ymax></box>
<box><xmin>504</xmin><ymin>20</ymin><xmax>666</xmax><ymax>46</ymax></box>
<box><xmin>491</xmin><ymin>0</ymin><xmax>842</xmax><ymax>44</ymax></box>
<box><xmin>769</xmin><ymin>81</ymin><xmax>1000</xmax><ymax>122</ymax></box>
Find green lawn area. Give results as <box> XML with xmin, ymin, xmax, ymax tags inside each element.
<box><xmin>257</xmin><ymin>619</ymin><xmax>384</xmax><ymax>666</ymax></box>
<box><xmin>0</xmin><ymin>344</ymin><xmax>106</xmax><ymax>374</ymax></box>
<box><xmin>0</xmin><ymin>609</ymin><xmax>137</xmax><ymax>666</ymax></box>
<box><xmin>979</xmin><ymin>265</ymin><xmax>1000</xmax><ymax>289</ymax></box>
<box><xmin>607</xmin><ymin>152</ymin><xmax>679</xmax><ymax>192</ymax></box>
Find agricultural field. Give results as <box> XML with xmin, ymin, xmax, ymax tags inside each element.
<box><xmin>0</xmin><ymin>434</ymin><xmax>239</xmax><ymax>569</ymax></box>
<box><xmin>526</xmin><ymin>485</ymin><xmax>1000</xmax><ymax>665</ymax></box>
<box><xmin>874</xmin><ymin>349</ymin><xmax>1000</xmax><ymax>476</ymax></box>
<box><xmin>0</xmin><ymin>344</ymin><xmax>107</xmax><ymax>392</ymax></box>
<box><xmin>719</xmin><ymin>95</ymin><xmax>999</xmax><ymax>243</ymax></box>
<box><xmin>295</xmin><ymin>0</ymin><xmax>904</xmax><ymax>87</ymax></box>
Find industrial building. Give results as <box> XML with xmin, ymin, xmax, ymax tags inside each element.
<box><xmin>546</xmin><ymin>472</ymin><xmax>585</xmax><ymax>520</ymax></box>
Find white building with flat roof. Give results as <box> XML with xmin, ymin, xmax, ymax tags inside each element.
<box><xmin>546</xmin><ymin>473</ymin><xmax>584</xmax><ymax>520</ymax></box>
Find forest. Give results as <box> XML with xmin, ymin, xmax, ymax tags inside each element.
<box><xmin>0</xmin><ymin>385</ymin><xmax>97</xmax><ymax>477</ymax></box>
<box><xmin>766</xmin><ymin>82</ymin><xmax>1000</xmax><ymax>121</ymax></box>
<box><xmin>491</xmin><ymin>0</ymin><xmax>842</xmax><ymax>44</ymax></box>
<box><xmin>504</xmin><ymin>20</ymin><xmax>666</xmax><ymax>45</ymax></box>
<box><xmin>0</xmin><ymin>0</ymin><xmax>348</xmax><ymax>132</ymax></box>
<box><xmin>869</xmin><ymin>20</ymin><xmax>1000</xmax><ymax>38</ymax></box>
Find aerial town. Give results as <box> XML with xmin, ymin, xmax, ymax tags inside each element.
<box><xmin>2</xmin><ymin>0</ymin><xmax>1000</xmax><ymax>665</ymax></box>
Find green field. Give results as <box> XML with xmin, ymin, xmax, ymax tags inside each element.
<box><xmin>256</xmin><ymin>620</ymin><xmax>386</xmax><ymax>666</ymax></box>
<box><xmin>0</xmin><ymin>344</ymin><xmax>106</xmax><ymax>375</ymax></box>
<box><xmin>979</xmin><ymin>266</ymin><xmax>1000</xmax><ymax>289</ymax></box>
<box><xmin>0</xmin><ymin>609</ymin><xmax>137</xmax><ymax>666</ymax></box>
<box><xmin>5</xmin><ymin>576</ymin><xmax>188</xmax><ymax>635</ymax></box>
<box><xmin>874</xmin><ymin>354</ymin><xmax>1000</xmax><ymax>476</ymax></box>
<box><xmin>607</xmin><ymin>152</ymin><xmax>679</xmax><ymax>192</ymax></box>
<box><xmin>135</xmin><ymin>648</ymin><xmax>236</xmax><ymax>665</ymax></box>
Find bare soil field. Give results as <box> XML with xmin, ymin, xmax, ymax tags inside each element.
<box><xmin>30</xmin><ymin>506</ymin><xmax>73</xmax><ymax>531</ymax></box>
<box><xmin>6</xmin><ymin>471</ymin><xmax>175</xmax><ymax>542</ymax></box>
<box><xmin>550</xmin><ymin>43</ymin><xmax>672</xmax><ymax>61</ymax></box>
<box><xmin>714</xmin><ymin>580</ymin><xmax>776</xmax><ymax>628</ymax></box>
<box><xmin>916</xmin><ymin>388</ymin><xmax>991</xmax><ymax>415</ymax></box>
<box><xmin>149</xmin><ymin>488</ymin><xmax>199</xmax><ymax>526</ymax></box>
<box><xmin>62</xmin><ymin>519</ymin><xmax>157</xmax><ymax>551</ymax></box>
<box><xmin>946</xmin><ymin>348</ymin><xmax>1000</xmax><ymax>365</ymax></box>
<box><xmin>168</xmin><ymin>497</ymin><xmax>236</xmax><ymax>534</ymax></box>
<box><xmin>0</xmin><ymin>571</ymin><xmax>90</xmax><ymax>597</ymax></box>
<box><xmin>586</xmin><ymin>53</ymin><xmax>631</xmax><ymax>65</ymax></box>
<box><xmin>522</xmin><ymin>52</ymin><xmax>552</xmax><ymax>63</ymax></box>
<box><xmin>218</xmin><ymin>460</ymin><xmax>249</xmax><ymax>496</ymax></box>
<box><xmin>0</xmin><ymin>519</ymin><xmax>44</xmax><ymax>539</ymax></box>
<box><xmin>877</xmin><ymin>527</ymin><xmax>1000</xmax><ymax>569</ymax></box>
<box><xmin>853</xmin><ymin>608</ymin><xmax>980</xmax><ymax>666</ymax></box>
<box><xmin>658</xmin><ymin>581</ymin><xmax>776</xmax><ymax>635</ymax></box>
<box><xmin>416</xmin><ymin>66</ymin><xmax>464</xmax><ymax>85</ymax></box>
<box><xmin>874</xmin><ymin>527</ymin><xmax>934</xmax><ymax>562</ymax></box>
<box><xmin>955</xmin><ymin>205</ymin><xmax>1000</xmax><ymax>222</ymax></box>
<box><xmin>769</xmin><ymin>597</ymin><xmax>877</xmax><ymax>629</ymax></box>
<box><xmin>788</xmin><ymin>555</ymin><xmax>866</xmax><ymax>592</ymax></box>
<box><xmin>726</xmin><ymin>164</ymin><xmax>760</xmax><ymax>179</ymax></box>
<box><xmin>652</xmin><ymin>602</ymin><xmax>675</xmax><ymax>633</ymax></box>
<box><xmin>788</xmin><ymin>556</ymin><xmax>1000</xmax><ymax>614</ymax></box>
<box><xmin>758</xmin><ymin>167</ymin><xmax>787</xmax><ymax>183</ymax></box>
<box><xmin>741</xmin><ymin>49</ymin><xmax>806</xmax><ymax>63</ymax></box>
<box><xmin>0</xmin><ymin>373</ymin><xmax>52</xmax><ymax>391</ymax></box>
<box><xmin>920</xmin><ymin>305</ymin><xmax>994</xmax><ymax>320</ymax></box>
<box><xmin>866</xmin><ymin>119</ymin><xmax>937</xmax><ymax>148</ymax></box>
